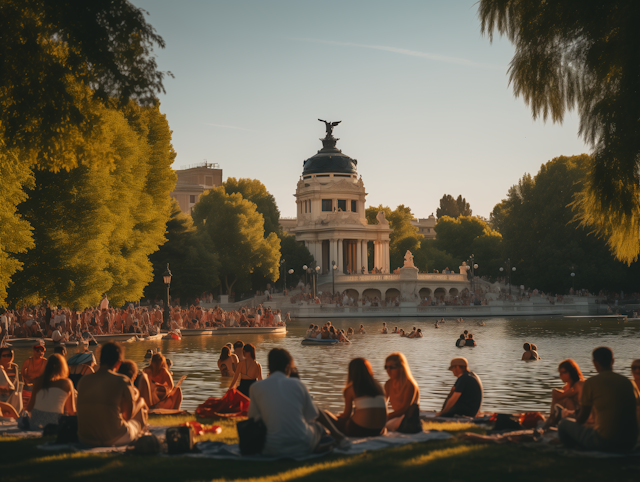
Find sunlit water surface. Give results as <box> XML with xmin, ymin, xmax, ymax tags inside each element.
<box><xmin>10</xmin><ymin>317</ymin><xmax>640</xmax><ymax>413</ymax></box>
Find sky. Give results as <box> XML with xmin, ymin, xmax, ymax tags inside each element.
<box><xmin>131</xmin><ymin>0</ymin><xmax>588</xmax><ymax>219</ymax></box>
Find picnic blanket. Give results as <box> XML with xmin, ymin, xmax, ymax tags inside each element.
<box><xmin>195</xmin><ymin>389</ymin><xmax>249</xmax><ymax>418</ymax></box>
<box><xmin>180</xmin><ymin>430</ymin><xmax>452</xmax><ymax>461</ymax></box>
<box><xmin>0</xmin><ymin>417</ymin><xmax>41</xmax><ymax>438</ymax></box>
<box><xmin>420</xmin><ymin>410</ymin><xmax>493</xmax><ymax>424</ymax></box>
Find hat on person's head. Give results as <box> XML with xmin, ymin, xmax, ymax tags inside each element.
<box><xmin>448</xmin><ymin>357</ymin><xmax>469</xmax><ymax>370</ymax></box>
<box><xmin>33</xmin><ymin>339</ymin><xmax>45</xmax><ymax>348</ymax></box>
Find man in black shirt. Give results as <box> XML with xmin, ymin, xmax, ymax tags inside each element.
<box><xmin>437</xmin><ymin>357</ymin><xmax>483</xmax><ymax>418</ymax></box>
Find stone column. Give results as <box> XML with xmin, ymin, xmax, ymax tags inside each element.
<box><xmin>330</xmin><ymin>239</ymin><xmax>337</xmax><ymax>273</ymax></box>
<box><xmin>362</xmin><ymin>241</ymin><xmax>369</xmax><ymax>273</ymax></box>
<box><xmin>356</xmin><ymin>240</ymin><xmax>362</xmax><ymax>275</ymax></box>
<box><xmin>383</xmin><ymin>241</ymin><xmax>390</xmax><ymax>273</ymax></box>
<box><xmin>373</xmin><ymin>241</ymin><xmax>380</xmax><ymax>270</ymax></box>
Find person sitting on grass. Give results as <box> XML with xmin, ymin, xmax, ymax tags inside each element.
<box><xmin>143</xmin><ymin>353</ymin><xmax>182</xmax><ymax>410</ymax></box>
<box><xmin>77</xmin><ymin>342</ymin><xmax>147</xmax><ymax>447</ymax></box>
<box><xmin>323</xmin><ymin>358</ymin><xmax>387</xmax><ymax>437</ymax></box>
<box><xmin>437</xmin><ymin>357</ymin><xmax>483</xmax><ymax>418</ymax></box>
<box><xmin>0</xmin><ymin>347</ymin><xmax>19</xmax><ymax>410</ymax></box>
<box><xmin>558</xmin><ymin>347</ymin><xmax>638</xmax><ymax>453</ymax></box>
<box><xmin>25</xmin><ymin>353</ymin><xmax>76</xmax><ymax>429</ymax></box>
<box><xmin>66</xmin><ymin>351</ymin><xmax>96</xmax><ymax>389</ymax></box>
<box><xmin>384</xmin><ymin>352</ymin><xmax>420</xmax><ymax>432</ymax></box>
<box><xmin>543</xmin><ymin>359</ymin><xmax>585</xmax><ymax>429</ymax></box>
<box><xmin>248</xmin><ymin>348</ymin><xmax>340</xmax><ymax>456</ymax></box>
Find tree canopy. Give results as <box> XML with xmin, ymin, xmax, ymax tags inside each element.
<box><xmin>366</xmin><ymin>204</ymin><xmax>422</xmax><ymax>270</ymax></box>
<box><xmin>223</xmin><ymin>177</ymin><xmax>282</xmax><ymax>237</ymax></box>
<box><xmin>192</xmin><ymin>187</ymin><xmax>281</xmax><ymax>295</ymax></box>
<box><xmin>0</xmin><ymin>0</ymin><xmax>169</xmax><ymax>171</ymax></box>
<box><xmin>436</xmin><ymin>194</ymin><xmax>472</xmax><ymax>219</ymax></box>
<box><xmin>479</xmin><ymin>0</ymin><xmax>640</xmax><ymax>263</ymax></box>
<box><xmin>491</xmin><ymin>154</ymin><xmax>639</xmax><ymax>293</ymax></box>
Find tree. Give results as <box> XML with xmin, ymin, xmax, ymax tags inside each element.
<box><xmin>366</xmin><ymin>204</ymin><xmax>423</xmax><ymax>270</ymax></box>
<box><xmin>491</xmin><ymin>155</ymin><xmax>639</xmax><ymax>293</ymax></box>
<box><xmin>223</xmin><ymin>178</ymin><xmax>282</xmax><ymax>237</ymax></box>
<box><xmin>145</xmin><ymin>200</ymin><xmax>219</xmax><ymax>304</ymax></box>
<box><xmin>0</xmin><ymin>146</ymin><xmax>34</xmax><ymax>307</ymax></box>
<box><xmin>479</xmin><ymin>1</ymin><xmax>640</xmax><ymax>263</ymax></box>
<box><xmin>8</xmin><ymin>103</ymin><xmax>176</xmax><ymax>308</ymax></box>
<box><xmin>0</xmin><ymin>1</ymin><xmax>169</xmax><ymax>171</ymax></box>
<box><xmin>435</xmin><ymin>216</ymin><xmax>497</xmax><ymax>261</ymax></box>
<box><xmin>436</xmin><ymin>194</ymin><xmax>472</xmax><ymax>219</ymax></box>
<box><xmin>414</xmin><ymin>239</ymin><xmax>461</xmax><ymax>273</ymax></box>
<box><xmin>192</xmin><ymin>187</ymin><xmax>281</xmax><ymax>295</ymax></box>
<box><xmin>280</xmin><ymin>234</ymin><xmax>313</xmax><ymax>289</ymax></box>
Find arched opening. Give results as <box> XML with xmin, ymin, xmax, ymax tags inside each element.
<box><xmin>449</xmin><ymin>288</ymin><xmax>459</xmax><ymax>297</ymax></box>
<box><xmin>434</xmin><ymin>288</ymin><xmax>446</xmax><ymax>299</ymax></box>
<box><xmin>344</xmin><ymin>289</ymin><xmax>359</xmax><ymax>301</ymax></box>
<box><xmin>419</xmin><ymin>287</ymin><xmax>432</xmax><ymax>299</ymax></box>
<box><xmin>385</xmin><ymin>288</ymin><xmax>401</xmax><ymax>301</ymax></box>
<box><xmin>362</xmin><ymin>288</ymin><xmax>382</xmax><ymax>301</ymax></box>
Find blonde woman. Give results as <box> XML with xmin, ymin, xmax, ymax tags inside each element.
<box><xmin>26</xmin><ymin>354</ymin><xmax>76</xmax><ymax>429</ymax></box>
<box><xmin>384</xmin><ymin>352</ymin><xmax>421</xmax><ymax>432</ymax></box>
<box><xmin>143</xmin><ymin>353</ymin><xmax>182</xmax><ymax>410</ymax></box>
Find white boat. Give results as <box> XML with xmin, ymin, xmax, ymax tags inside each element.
<box><xmin>301</xmin><ymin>338</ymin><xmax>338</xmax><ymax>346</ymax></box>
<box><xmin>180</xmin><ymin>329</ymin><xmax>215</xmax><ymax>336</ymax></box>
<box><xmin>133</xmin><ymin>333</ymin><xmax>164</xmax><ymax>342</ymax></box>
<box><xmin>92</xmin><ymin>333</ymin><xmax>137</xmax><ymax>343</ymax></box>
<box><xmin>214</xmin><ymin>326</ymin><xmax>287</xmax><ymax>335</ymax></box>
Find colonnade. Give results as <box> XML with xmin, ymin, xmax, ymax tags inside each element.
<box><xmin>303</xmin><ymin>238</ymin><xmax>390</xmax><ymax>274</ymax></box>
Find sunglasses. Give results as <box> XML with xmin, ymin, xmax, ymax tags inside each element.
<box><xmin>1</xmin><ymin>353</ymin><xmax>13</xmax><ymax>358</ymax></box>
<box><xmin>34</xmin><ymin>347</ymin><xmax>45</xmax><ymax>352</ymax></box>
<box><xmin>384</xmin><ymin>364</ymin><xmax>399</xmax><ymax>370</ymax></box>
<box><xmin>632</xmin><ymin>366</ymin><xmax>640</xmax><ymax>371</ymax></box>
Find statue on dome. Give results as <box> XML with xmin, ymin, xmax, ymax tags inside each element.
<box><xmin>318</xmin><ymin>119</ymin><xmax>341</xmax><ymax>137</ymax></box>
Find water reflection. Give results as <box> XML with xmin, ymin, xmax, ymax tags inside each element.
<box><xmin>9</xmin><ymin>318</ymin><xmax>640</xmax><ymax>413</ymax></box>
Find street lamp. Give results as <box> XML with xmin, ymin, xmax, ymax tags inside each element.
<box><xmin>571</xmin><ymin>271</ymin><xmax>576</xmax><ymax>292</ymax></box>
<box><xmin>314</xmin><ymin>265</ymin><xmax>320</xmax><ymax>299</ymax></box>
<box><xmin>467</xmin><ymin>254</ymin><xmax>479</xmax><ymax>299</ymax></box>
<box><xmin>499</xmin><ymin>258</ymin><xmax>516</xmax><ymax>296</ymax></box>
<box><xmin>280</xmin><ymin>259</ymin><xmax>286</xmax><ymax>292</ymax></box>
<box><xmin>162</xmin><ymin>263</ymin><xmax>172</xmax><ymax>330</ymax></box>
<box><xmin>303</xmin><ymin>264</ymin><xmax>308</xmax><ymax>291</ymax></box>
<box><xmin>332</xmin><ymin>261</ymin><xmax>338</xmax><ymax>295</ymax></box>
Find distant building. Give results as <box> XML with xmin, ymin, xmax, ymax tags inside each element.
<box><xmin>279</xmin><ymin>218</ymin><xmax>297</xmax><ymax>235</ymax></box>
<box><xmin>170</xmin><ymin>162</ymin><xmax>222</xmax><ymax>214</ymax></box>
<box><xmin>412</xmin><ymin>216</ymin><xmax>436</xmax><ymax>239</ymax></box>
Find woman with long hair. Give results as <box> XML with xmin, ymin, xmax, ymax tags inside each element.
<box><xmin>228</xmin><ymin>343</ymin><xmax>263</xmax><ymax>397</ymax></box>
<box><xmin>143</xmin><ymin>353</ymin><xmax>182</xmax><ymax>410</ymax></box>
<box><xmin>544</xmin><ymin>359</ymin><xmax>585</xmax><ymax>428</ymax></box>
<box><xmin>25</xmin><ymin>354</ymin><xmax>75</xmax><ymax>429</ymax></box>
<box><xmin>384</xmin><ymin>352</ymin><xmax>420</xmax><ymax>432</ymax></box>
<box><xmin>218</xmin><ymin>346</ymin><xmax>238</xmax><ymax>377</ymax></box>
<box><xmin>0</xmin><ymin>347</ymin><xmax>20</xmax><ymax>418</ymax></box>
<box><xmin>324</xmin><ymin>358</ymin><xmax>387</xmax><ymax>437</ymax></box>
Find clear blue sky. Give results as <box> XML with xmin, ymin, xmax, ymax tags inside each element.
<box><xmin>131</xmin><ymin>0</ymin><xmax>587</xmax><ymax>219</ymax></box>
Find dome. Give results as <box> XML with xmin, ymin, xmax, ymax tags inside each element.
<box><xmin>302</xmin><ymin>133</ymin><xmax>357</xmax><ymax>176</ymax></box>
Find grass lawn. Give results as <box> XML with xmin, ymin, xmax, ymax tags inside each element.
<box><xmin>2</xmin><ymin>415</ymin><xmax>640</xmax><ymax>482</ymax></box>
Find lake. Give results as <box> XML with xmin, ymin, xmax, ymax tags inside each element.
<box><xmin>9</xmin><ymin>316</ymin><xmax>640</xmax><ymax>413</ymax></box>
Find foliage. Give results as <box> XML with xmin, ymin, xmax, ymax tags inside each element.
<box><xmin>366</xmin><ymin>204</ymin><xmax>423</xmax><ymax>270</ymax></box>
<box><xmin>0</xmin><ymin>145</ymin><xmax>34</xmax><ymax>307</ymax></box>
<box><xmin>8</xmin><ymin>104</ymin><xmax>176</xmax><ymax>308</ymax></box>
<box><xmin>436</xmin><ymin>194</ymin><xmax>472</xmax><ymax>219</ymax></box>
<box><xmin>280</xmin><ymin>234</ymin><xmax>313</xmax><ymax>289</ymax></box>
<box><xmin>192</xmin><ymin>187</ymin><xmax>281</xmax><ymax>294</ymax></box>
<box><xmin>491</xmin><ymin>154</ymin><xmax>639</xmax><ymax>293</ymax></box>
<box><xmin>144</xmin><ymin>199</ymin><xmax>219</xmax><ymax>303</ymax></box>
<box><xmin>0</xmin><ymin>0</ymin><xmax>168</xmax><ymax>171</ymax></box>
<box><xmin>414</xmin><ymin>239</ymin><xmax>461</xmax><ymax>273</ymax></box>
<box><xmin>224</xmin><ymin>178</ymin><xmax>282</xmax><ymax>237</ymax></box>
<box><xmin>479</xmin><ymin>0</ymin><xmax>640</xmax><ymax>263</ymax></box>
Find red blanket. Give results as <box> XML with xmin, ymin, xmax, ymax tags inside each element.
<box><xmin>196</xmin><ymin>389</ymin><xmax>250</xmax><ymax>418</ymax></box>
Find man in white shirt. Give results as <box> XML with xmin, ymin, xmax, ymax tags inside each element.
<box><xmin>248</xmin><ymin>348</ymin><xmax>325</xmax><ymax>457</ymax></box>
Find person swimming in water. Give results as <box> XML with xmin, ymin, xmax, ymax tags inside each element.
<box><xmin>381</xmin><ymin>323</ymin><xmax>388</xmax><ymax>334</ymax></box>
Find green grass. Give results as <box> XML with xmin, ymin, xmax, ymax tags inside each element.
<box><xmin>2</xmin><ymin>416</ymin><xmax>640</xmax><ymax>482</ymax></box>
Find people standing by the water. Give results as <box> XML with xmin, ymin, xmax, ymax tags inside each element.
<box><xmin>228</xmin><ymin>343</ymin><xmax>262</xmax><ymax>397</ymax></box>
<box><xmin>234</xmin><ymin>341</ymin><xmax>245</xmax><ymax>363</ymax></box>
<box><xmin>437</xmin><ymin>357</ymin><xmax>483</xmax><ymax>418</ymax></box>
<box><xmin>218</xmin><ymin>346</ymin><xmax>238</xmax><ymax>377</ymax></box>
<box><xmin>384</xmin><ymin>352</ymin><xmax>420</xmax><ymax>432</ymax></box>
<box><xmin>558</xmin><ymin>347</ymin><xmax>638</xmax><ymax>452</ymax></box>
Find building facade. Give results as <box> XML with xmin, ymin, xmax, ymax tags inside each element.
<box><xmin>170</xmin><ymin>162</ymin><xmax>223</xmax><ymax>214</ymax></box>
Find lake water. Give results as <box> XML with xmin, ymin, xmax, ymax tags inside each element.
<box><xmin>9</xmin><ymin>317</ymin><xmax>640</xmax><ymax>413</ymax></box>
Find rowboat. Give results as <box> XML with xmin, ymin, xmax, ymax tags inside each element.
<box><xmin>181</xmin><ymin>329</ymin><xmax>215</xmax><ymax>336</ymax></box>
<box><xmin>214</xmin><ymin>326</ymin><xmax>287</xmax><ymax>335</ymax></box>
<box><xmin>133</xmin><ymin>333</ymin><xmax>164</xmax><ymax>342</ymax></box>
<box><xmin>301</xmin><ymin>338</ymin><xmax>338</xmax><ymax>346</ymax></box>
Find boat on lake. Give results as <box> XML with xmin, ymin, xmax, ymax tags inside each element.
<box><xmin>133</xmin><ymin>333</ymin><xmax>164</xmax><ymax>342</ymax></box>
<box><xmin>181</xmin><ymin>328</ymin><xmax>215</xmax><ymax>336</ymax></box>
<box><xmin>214</xmin><ymin>326</ymin><xmax>287</xmax><ymax>335</ymax></box>
<box><xmin>92</xmin><ymin>333</ymin><xmax>137</xmax><ymax>343</ymax></box>
<box><xmin>301</xmin><ymin>338</ymin><xmax>338</xmax><ymax>346</ymax></box>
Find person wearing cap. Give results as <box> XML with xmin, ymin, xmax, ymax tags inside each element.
<box><xmin>436</xmin><ymin>357</ymin><xmax>483</xmax><ymax>418</ymax></box>
<box><xmin>22</xmin><ymin>340</ymin><xmax>48</xmax><ymax>386</ymax></box>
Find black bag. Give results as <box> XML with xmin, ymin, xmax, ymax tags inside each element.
<box><xmin>237</xmin><ymin>418</ymin><xmax>267</xmax><ymax>455</ymax></box>
<box><xmin>166</xmin><ymin>426</ymin><xmax>195</xmax><ymax>454</ymax></box>
<box><xmin>56</xmin><ymin>415</ymin><xmax>78</xmax><ymax>443</ymax></box>
<box><xmin>398</xmin><ymin>403</ymin><xmax>422</xmax><ymax>434</ymax></box>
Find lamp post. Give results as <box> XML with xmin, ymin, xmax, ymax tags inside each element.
<box><xmin>314</xmin><ymin>265</ymin><xmax>320</xmax><ymax>299</ymax></box>
<box><xmin>332</xmin><ymin>260</ymin><xmax>338</xmax><ymax>295</ymax></box>
<box><xmin>162</xmin><ymin>263</ymin><xmax>172</xmax><ymax>330</ymax></box>
<box><xmin>499</xmin><ymin>258</ymin><xmax>516</xmax><ymax>296</ymax></box>
<box><xmin>467</xmin><ymin>254</ymin><xmax>479</xmax><ymax>299</ymax></box>
<box><xmin>571</xmin><ymin>271</ymin><xmax>576</xmax><ymax>292</ymax></box>
<box><xmin>280</xmin><ymin>259</ymin><xmax>286</xmax><ymax>292</ymax></box>
<box><xmin>288</xmin><ymin>268</ymin><xmax>293</xmax><ymax>292</ymax></box>
<box><xmin>303</xmin><ymin>264</ymin><xmax>308</xmax><ymax>291</ymax></box>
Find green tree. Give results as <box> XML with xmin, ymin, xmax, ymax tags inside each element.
<box><xmin>366</xmin><ymin>204</ymin><xmax>423</xmax><ymax>270</ymax></box>
<box><xmin>491</xmin><ymin>154</ymin><xmax>639</xmax><ymax>293</ymax></box>
<box><xmin>224</xmin><ymin>178</ymin><xmax>282</xmax><ymax>237</ymax></box>
<box><xmin>192</xmin><ymin>187</ymin><xmax>281</xmax><ymax>295</ymax></box>
<box><xmin>279</xmin><ymin>234</ymin><xmax>313</xmax><ymax>289</ymax></box>
<box><xmin>414</xmin><ymin>239</ymin><xmax>461</xmax><ymax>273</ymax></box>
<box><xmin>145</xmin><ymin>200</ymin><xmax>219</xmax><ymax>303</ymax></box>
<box><xmin>436</xmin><ymin>194</ymin><xmax>472</xmax><ymax>219</ymax></box>
<box><xmin>0</xmin><ymin>146</ymin><xmax>34</xmax><ymax>307</ymax></box>
<box><xmin>435</xmin><ymin>216</ymin><xmax>497</xmax><ymax>261</ymax></box>
<box><xmin>0</xmin><ymin>1</ymin><xmax>169</xmax><ymax>171</ymax></box>
<box><xmin>479</xmin><ymin>0</ymin><xmax>640</xmax><ymax>263</ymax></box>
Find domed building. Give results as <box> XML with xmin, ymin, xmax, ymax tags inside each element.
<box><xmin>291</xmin><ymin>121</ymin><xmax>392</xmax><ymax>276</ymax></box>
